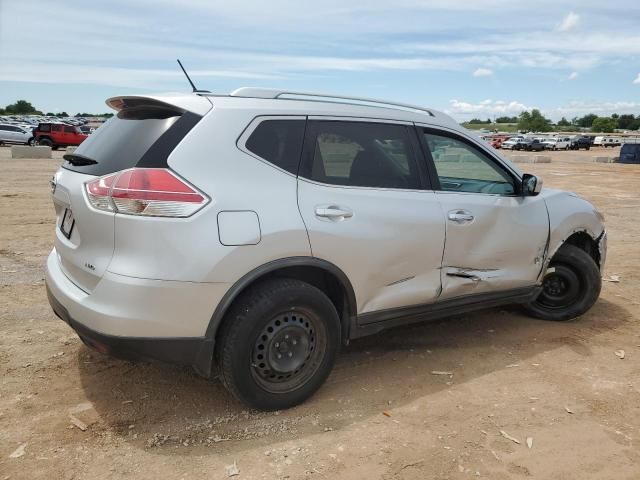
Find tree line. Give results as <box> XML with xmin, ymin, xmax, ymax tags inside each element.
<box><xmin>467</xmin><ymin>110</ymin><xmax>640</xmax><ymax>133</ymax></box>
<box><xmin>0</xmin><ymin>99</ymin><xmax>113</xmax><ymax>118</ymax></box>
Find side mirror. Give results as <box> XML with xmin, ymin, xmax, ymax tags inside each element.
<box><xmin>522</xmin><ymin>173</ymin><xmax>543</xmax><ymax>196</ymax></box>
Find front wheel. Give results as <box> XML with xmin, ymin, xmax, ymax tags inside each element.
<box><xmin>216</xmin><ymin>278</ymin><xmax>341</xmax><ymax>410</ymax></box>
<box><xmin>524</xmin><ymin>244</ymin><xmax>601</xmax><ymax>321</ymax></box>
<box><xmin>38</xmin><ymin>137</ymin><xmax>52</xmax><ymax>147</ymax></box>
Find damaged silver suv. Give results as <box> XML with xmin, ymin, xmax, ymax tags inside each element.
<box><xmin>46</xmin><ymin>88</ymin><xmax>606</xmax><ymax>410</ymax></box>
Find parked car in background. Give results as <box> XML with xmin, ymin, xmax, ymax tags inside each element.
<box><xmin>570</xmin><ymin>136</ymin><xmax>592</xmax><ymax>150</ymax></box>
<box><xmin>543</xmin><ymin>137</ymin><xmax>571</xmax><ymax>150</ymax></box>
<box><xmin>0</xmin><ymin>123</ymin><xmax>34</xmax><ymax>145</ymax></box>
<box><xmin>502</xmin><ymin>137</ymin><xmax>525</xmax><ymax>150</ymax></box>
<box><xmin>34</xmin><ymin>123</ymin><xmax>88</xmax><ymax>150</ymax></box>
<box><xmin>514</xmin><ymin>138</ymin><xmax>546</xmax><ymax>151</ymax></box>
<box><xmin>491</xmin><ymin>137</ymin><xmax>504</xmax><ymax>149</ymax></box>
<box><xmin>619</xmin><ymin>144</ymin><xmax>640</xmax><ymax>164</ymax></box>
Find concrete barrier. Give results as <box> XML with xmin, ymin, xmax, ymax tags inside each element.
<box><xmin>511</xmin><ymin>155</ymin><xmax>532</xmax><ymax>163</ymax></box>
<box><xmin>593</xmin><ymin>156</ymin><xmax>616</xmax><ymax>163</ymax></box>
<box><xmin>66</xmin><ymin>146</ymin><xmax>77</xmax><ymax>154</ymax></box>
<box><xmin>533</xmin><ymin>155</ymin><xmax>551</xmax><ymax>163</ymax></box>
<box><xmin>11</xmin><ymin>146</ymin><xmax>52</xmax><ymax>159</ymax></box>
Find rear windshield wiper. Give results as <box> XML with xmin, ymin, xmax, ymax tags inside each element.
<box><xmin>63</xmin><ymin>153</ymin><xmax>98</xmax><ymax>166</ymax></box>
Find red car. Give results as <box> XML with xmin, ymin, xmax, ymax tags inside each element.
<box><xmin>34</xmin><ymin>123</ymin><xmax>88</xmax><ymax>150</ymax></box>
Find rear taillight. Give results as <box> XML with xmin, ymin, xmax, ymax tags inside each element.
<box><xmin>85</xmin><ymin>168</ymin><xmax>208</xmax><ymax>217</ymax></box>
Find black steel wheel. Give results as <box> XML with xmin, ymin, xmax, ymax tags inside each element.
<box><xmin>537</xmin><ymin>265</ymin><xmax>581</xmax><ymax>310</ymax></box>
<box><xmin>216</xmin><ymin>278</ymin><xmax>341</xmax><ymax>410</ymax></box>
<box><xmin>251</xmin><ymin>309</ymin><xmax>326</xmax><ymax>394</ymax></box>
<box><xmin>525</xmin><ymin>244</ymin><xmax>601</xmax><ymax>321</ymax></box>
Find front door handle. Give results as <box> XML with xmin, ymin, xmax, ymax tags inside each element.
<box><xmin>315</xmin><ymin>205</ymin><xmax>353</xmax><ymax>221</ymax></box>
<box><xmin>447</xmin><ymin>209</ymin><xmax>474</xmax><ymax>224</ymax></box>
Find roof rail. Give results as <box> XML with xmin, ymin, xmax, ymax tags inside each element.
<box><xmin>229</xmin><ymin>87</ymin><xmax>435</xmax><ymax>117</ymax></box>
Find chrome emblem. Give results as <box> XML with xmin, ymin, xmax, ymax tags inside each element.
<box><xmin>49</xmin><ymin>175</ymin><xmax>57</xmax><ymax>194</ymax></box>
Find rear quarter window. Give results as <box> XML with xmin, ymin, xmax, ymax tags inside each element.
<box><xmin>245</xmin><ymin>119</ymin><xmax>306</xmax><ymax>175</ymax></box>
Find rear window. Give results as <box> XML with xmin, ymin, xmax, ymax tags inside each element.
<box><xmin>245</xmin><ymin>120</ymin><xmax>306</xmax><ymax>175</ymax></box>
<box><xmin>63</xmin><ymin>106</ymin><xmax>201</xmax><ymax>176</ymax></box>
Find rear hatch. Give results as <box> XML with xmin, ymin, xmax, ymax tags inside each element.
<box><xmin>51</xmin><ymin>95</ymin><xmax>211</xmax><ymax>292</ymax></box>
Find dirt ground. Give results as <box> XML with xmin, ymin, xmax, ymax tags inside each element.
<box><xmin>1</xmin><ymin>146</ymin><xmax>639</xmax><ymax>480</ymax></box>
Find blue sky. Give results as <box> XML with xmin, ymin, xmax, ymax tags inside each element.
<box><xmin>1</xmin><ymin>0</ymin><xmax>639</xmax><ymax>120</ymax></box>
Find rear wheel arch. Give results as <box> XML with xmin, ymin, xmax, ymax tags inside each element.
<box><xmin>207</xmin><ymin>257</ymin><xmax>357</xmax><ymax>344</ymax></box>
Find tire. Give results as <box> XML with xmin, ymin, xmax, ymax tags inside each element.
<box><xmin>52</xmin><ymin>146</ymin><xmax>59</xmax><ymax>151</ymax></box>
<box><xmin>216</xmin><ymin>278</ymin><xmax>341</xmax><ymax>410</ymax></box>
<box><xmin>38</xmin><ymin>137</ymin><xmax>52</xmax><ymax>147</ymax></box>
<box><xmin>524</xmin><ymin>244</ymin><xmax>601</xmax><ymax>321</ymax></box>
<box><xmin>27</xmin><ymin>137</ymin><xmax>35</xmax><ymax>146</ymax></box>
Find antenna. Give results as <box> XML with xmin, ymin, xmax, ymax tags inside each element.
<box><xmin>177</xmin><ymin>59</ymin><xmax>209</xmax><ymax>93</ymax></box>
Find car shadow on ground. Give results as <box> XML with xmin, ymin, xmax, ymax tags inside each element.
<box><xmin>76</xmin><ymin>297</ymin><xmax>631</xmax><ymax>456</ymax></box>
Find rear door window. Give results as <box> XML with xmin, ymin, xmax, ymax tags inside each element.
<box><xmin>245</xmin><ymin>119</ymin><xmax>306</xmax><ymax>175</ymax></box>
<box><xmin>300</xmin><ymin>121</ymin><xmax>421</xmax><ymax>189</ymax></box>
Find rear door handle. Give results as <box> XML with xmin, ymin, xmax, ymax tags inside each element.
<box><xmin>447</xmin><ymin>209</ymin><xmax>474</xmax><ymax>224</ymax></box>
<box><xmin>315</xmin><ymin>205</ymin><xmax>353</xmax><ymax>221</ymax></box>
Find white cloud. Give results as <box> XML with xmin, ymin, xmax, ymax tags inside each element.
<box><xmin>447</xmin><ymin>99</ymin><xmax>531</xmax><ymax>117</ymax></box>
<box><xmin>634</xmin><ymin>73</ymin><xmax>640</xmax><ymax>84</ymax></box>
<box><xmin>558</xmin><ymin>12</ymin><xmax>580</xmax><ymax>32</ymax></box>
<box><xmin>553</xmin><ymin>100</ymin><xmax>640</xmax><ymax>118</ymax></box>
<box><xmin>447</xmin><ymin>99</ymin><xmax>640</xmax><ymax>122</ymax></box>
<box><xmin>473</xmin><ymin>68</ymin><xmax>494</xmax><ymax>77</ymax></box>
<box><xmin>568</xmin><ymin>72</ymin><xmax>578</xmax><ymax>80</ymax></box>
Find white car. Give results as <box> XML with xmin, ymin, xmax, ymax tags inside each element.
<box><xmin>46</xmin><ymin>88</ymin><xmax>607</xmax><ymax>410</ymax></box>
<box><xmin>0</xmin><ymin>123</ymin><xmax>34</xmax><ymax>145</ymax></box>
<box><xmin>501</xmin><ymin>137</ymin><xmax>526</xmax><ymax>150</ymax></box>
<box><xmin>543</xmin><ymin>137</ymin><xmax>571</xmax><ymax>150</ymax></box>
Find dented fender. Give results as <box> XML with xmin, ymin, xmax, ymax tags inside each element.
<box><xmin>539</xmin><ymin>188</ymin><xmax>607</xmax><ymax>279</ymax></box>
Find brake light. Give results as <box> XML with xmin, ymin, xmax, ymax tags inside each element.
<box><xmin>85</xmin><ymin>168</ymin><xmax>208</xmax><ymax>217</ymax></box>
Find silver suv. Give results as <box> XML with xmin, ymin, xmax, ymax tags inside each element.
<box><xmin>46</xmin><ymin>88</ymin><xmax>607</xmax><ymax>410</ymax></box>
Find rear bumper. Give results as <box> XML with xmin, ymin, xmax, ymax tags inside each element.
<box><xmin>47</xmin><ymin>284</ymin><xmax>214</xmax><ymax>376</ymax></box>
<box><xmin>45</xmin><ymin>249</ymin><xmax>231</xmax><ymax>377</ymax></box>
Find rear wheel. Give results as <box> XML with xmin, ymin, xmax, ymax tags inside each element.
<box><xmin>216</xmin><ymin>278</ymin><xmax>341</xmax><ymax>410</ymax></box>
<box><xmin>525</xmin><ymin>244</ymin><xmax>601</xmax><ymax>321</ymax></box>
<box><xmin>27</xmin><ymin>137</ymin><xmax>35</xmax><ymax>146</ymax></box>
<box><xmin>38</xmin><ymin>137</ymin><xmax>52</xmax><ymax>147</ymax></box>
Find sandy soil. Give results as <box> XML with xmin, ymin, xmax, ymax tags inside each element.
<box><xmin>1</xmin><ymin>146</ymin><xmax>639</xmax><ymax>480</ymax></box>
